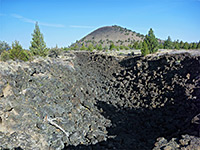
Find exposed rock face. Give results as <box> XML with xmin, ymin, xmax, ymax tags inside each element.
<box><xmin>0</xmin><ymin>52</ymin><xmax>111</xmax><ymax>150</ymax></box>
<box><xmin>0</xmin><ymin>51</ymin><xmax>200</xmax><ymax>150</ymax></box>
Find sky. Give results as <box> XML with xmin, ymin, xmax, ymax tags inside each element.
<box><xmin>0</xmin><ymin>0</ymin><xmax>200</xmax><ymax>49</ymax></box>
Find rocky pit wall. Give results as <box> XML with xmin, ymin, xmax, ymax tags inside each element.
<box><xmin>0</xmin><ymin>51</ymin><xmax>200</xmax><ymax>150</ymax></box>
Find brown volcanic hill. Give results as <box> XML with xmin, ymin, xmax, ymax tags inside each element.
<box><xmin>75</xmin><ymin>25</ymin><xmax>145</xmax><ymax>47</ymax></box>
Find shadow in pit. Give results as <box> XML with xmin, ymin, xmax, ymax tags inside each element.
<box><xmin>65</xmin><ymin>54</ymin><xmax>200</xmax><ymax>150</ymax></box>
<box><xmin>65</xmin><ymin>98</ymin><xmax>199</xmax><ymax>150</ymax></box>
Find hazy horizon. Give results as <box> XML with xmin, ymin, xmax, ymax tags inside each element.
<box><xmin>0</xmin><ymin>0</ymin><xmax>200</xmax><ymax>49</ymax></box>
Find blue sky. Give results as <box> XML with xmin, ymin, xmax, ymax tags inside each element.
<box><xmin>0</xmin><ymin>0</ymin><xmax>200</xmax><ymax>49</ymax></box>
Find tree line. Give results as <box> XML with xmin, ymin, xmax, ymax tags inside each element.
<box><xmin>161</xmin><ymin>36</ymin><xmax>199</xmax><ymax>50</ymax></box>
<box><xmin>68</xmin><ymin>29</ymin><xmax>200</xmax><ymax>55</ymax></box>
<box><xmin>0</xmin><ymin>22</ymin><xmax>48</xmax><ymax>61</ymax></box>
<box><xmin>0</xmin><ymin>23</ymin><xmax>200</xmax><ymax>61</ymax></box>
<box><xmin>140</xmin><ymin>29</ymin><xmax>200</xmax><ymax>56</ymax></box>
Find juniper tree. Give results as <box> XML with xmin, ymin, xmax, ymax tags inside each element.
<box><xmin>30</xmin><ymin>22</ymin><xmax>47</xmax><ymax>56</ymax></box>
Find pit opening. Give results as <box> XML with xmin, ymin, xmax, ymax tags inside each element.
<box><xmin>65</xmin><ymin>53</ymin><xmax>200</xmax><ymax>150</ymax></box>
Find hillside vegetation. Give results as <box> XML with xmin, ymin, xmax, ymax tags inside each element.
<box><xmin>79</xmin><ymin>25</ymin><xmax>144</xmax><ymax>46</ymax></box>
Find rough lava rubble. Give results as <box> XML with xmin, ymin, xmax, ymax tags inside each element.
<box><xmin>0</xmin><ymin>51</ymin><xmax>200</xmax><ymax>150</ymax></box>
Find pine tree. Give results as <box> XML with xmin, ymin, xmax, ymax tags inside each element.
<box><xmin>119</xmin><ymin>45</ymin><xmax>124</xmax><ymax>50</ymax></box>
<box><xmin>141</xmin><ymin>41</ymin><xmax>149</xmax><ymax>56</ymax></box>
<box><xmin>192</xmin><ymin>43</ymin><xmax>197</xmax><ymax>49</ymax></box>
<box><xmin>95</xmin><ymin>44</ymin><xmax>99</xmax><ymax>50</ymax></box>
<box><xmin>10</xmin><ymin>41</ymin><xmax>30</xmax><ymax>61</ymax></box>
<box><xmin>47</xmin><ymin>45</ymin><xmax>62</xmax><ymax>58</ymax></box>
<box><xmin>174</xmin><ymin>42</ymin><xmax>180</xmax><ymax>50</ymax></box>
<box><xmin>164</xmin><ymin>36</ymin><xmax>173</xmax><ymax>49</ymax></box>
<box><xmin>180</xmin><ymin>41</ymin><xmax>184</xmax><ymax>49</ymax></box>
<box><xmin>158</xmin><ymin>43</ymin><xmax>164</xmax><ymax>49</ymax></box>
<box><xmin>97</xmin><ymin>44</ymin><xmax>103</xmax><ymax>50</ymax></box>
<box><xmin>190</xmin><ymin>42</ymin><xmax>197</xmax><ymax>49</ymax></box>
<box><xmin>116</xmin><ymin>45</ymin><xmax>120</xmax><ymax>51</ymax></box>
<box><xmin>183</xmin><ymin>42</ymin><xmax>189</xmax><ymax>49</ymax></box>
<box><xmin>73</xmin><ymin>43</ymin><xmax>79</xmax><ymax>50</ymax></box>
<box><xmin>124</xmin><ymin>46</ymin><xmax>129</xmax><ymax>50</ymax></box>
<box><xmin>144</xmin><ymin>28</ymin><xmax>158</xmax><ymax>53</ymax></box>
<box><xmin>128</xmin><ymin>44</ymin><xmax>132</xmax><ymax>49</ymax></box>
<box><xmin>104</xmin><ymin>45</ymin><xmax>109</xmax><ymax>51</ymax></box>
<box><xmin>110</xmin><ymin>43</ymin><xmax>115</xmax><ymax>50</ymax></box>
<box><xmin>197</xmin><ymin>41</ymin><xmax>200</xmax><ymax>49</ymax></box>
<box><xmin>189</xmin><ymin>43</ymin><xmax>193</xmax><ymax>49</ymax></box>
<box><xmin>133</xmin><ymin>41</ymin><xmax>139</xmax><ymax>49</ymax></box>
<box><xmin>87</xmin><ymin>43</ymin><xmax>94</xmax><ymax>51</ymax></box>
<box><xmin>0</xmin><ymin>50</ymin><xmax>10</xmax><ymax>61</ymax></box>
<box><xmin>173</xmin><ymin>40</ymin><xmax>180</xmax><ymax>50</ymax></box>
<box><xmin>138</xmin><ymin>41</ymin><xmax>143</xmax><ymax>49</ymax></box>
<box><xmin>80</xmin><ymin>43</ymin><xmax>86</xmax><ymax>50</ymax></box>
<box><xmin>30</xmin><ymin>22</ymin><xmax>47</xmax><ymax>56</ymax></box>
